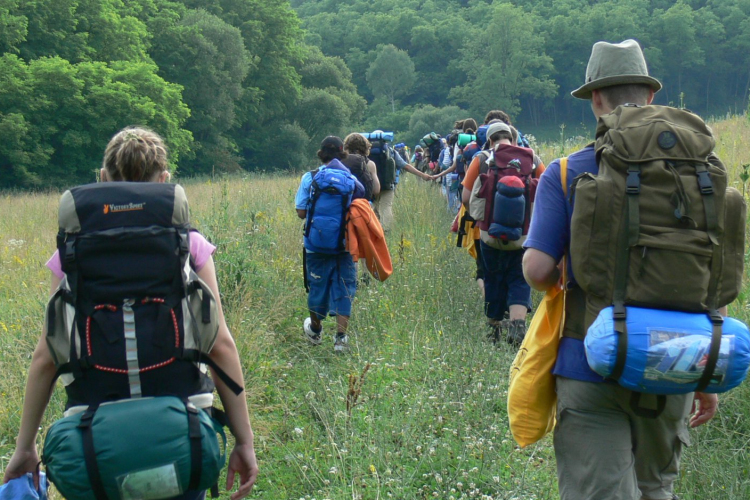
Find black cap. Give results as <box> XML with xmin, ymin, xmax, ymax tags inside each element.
<box><xmin>320</xmin><ymin>136</ymin><xmax>344</xmax><ymax>152</ymax></box>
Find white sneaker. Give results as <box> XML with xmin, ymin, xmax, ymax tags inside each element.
<box><xmin>303</xmin><ymin>317</ymin><xmax>322</xmax><ymax>345</ymax></box>
<box><xmin>334</xmin><ymin>334</ymin><xmax>349</xmax><ymax>353</ymax></box>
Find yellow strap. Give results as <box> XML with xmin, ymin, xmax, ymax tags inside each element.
<box><xmin>560</xmin><ymin>157</ymin><xmax>568</xmax><ymax>197</ymax></box>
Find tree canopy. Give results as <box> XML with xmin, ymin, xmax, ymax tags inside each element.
<box><xmin>2</xmin><ymin>0</ymin><xmax>750</xmax><ymax>187</ymax></box>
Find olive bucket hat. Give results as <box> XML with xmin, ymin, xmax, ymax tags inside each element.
<box><xmin>571</xmin><ymin>39</ymin><xmax>662</xmax><ymax>100</ymax></box>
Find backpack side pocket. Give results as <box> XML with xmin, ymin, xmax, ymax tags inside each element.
<box><xmin>719</xmin><ymin>187</ymin><xmax>746</xmax><ymax>307</ymax></box>
<box><xmin>570</xmin><ymin>173</ymin><xmax>616</xmax><ymax>298</ymax></box>
<box><xmin>183</xmin><ymin>271</ymin><xmax>219</xmax><ymax>354</ymax></box>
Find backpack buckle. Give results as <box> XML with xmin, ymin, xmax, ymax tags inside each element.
<box><xmin>708</xmin><ymin>310</ymin><xmax>724</xmax><ymax>325</ymax></box>
<box><xmin>696</xmin><ymin>170</ymin><xmax>714</xmax><ymax>195</ymax></box>
<box><xmin>626</xmin><ymin>166</ymin><xmax>640</xmax><ymax>194</ymax></box>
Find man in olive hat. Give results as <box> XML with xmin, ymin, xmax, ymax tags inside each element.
<box><xmin>522</xmin><ymin>40</ymin><xmax>718</xmax><ymax>500</ymax></box>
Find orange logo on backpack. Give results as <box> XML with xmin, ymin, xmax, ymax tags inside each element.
<box><xmin>102</xmin><ymin>202</ymin><xmax>146</xmax><ymax>214</ymax></box>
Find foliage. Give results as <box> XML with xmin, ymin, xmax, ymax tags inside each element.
<box><xmin>448</xmin><ymin>2</ymin><xmax>557</xmax><ymax>119</ymax></box>
<box><xmin>405</xmin><ymin>104</ymin><xmax>468</xmax><ymax>149</ymax></box>
<box><xmin>5</xmin><ymin>0</ymin><xmax>750</xmax><ymax>185</ymax></box>
<box><xmin>150</xmin><ymin>8</ymin><xmax>252</xmax><ymax>175</ymax></box>
<box><xmin>0</xmin><ymin>54</ymin><xmax>191</xmax><ymax>188</ymax></box>
<box><xmin>366</xmin><ymin>44</ymin><xmax>416</xmax><ymax>112</ymax></box>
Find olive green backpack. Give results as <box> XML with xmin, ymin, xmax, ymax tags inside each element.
<box><xmin>570</xmin><ymin>105</ymin><xmax>746</xmax><ymax>365</ymax></box>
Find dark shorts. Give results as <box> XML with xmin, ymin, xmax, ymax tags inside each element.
<box><xmin>474</xmin><ymin>239</ymin><xmax>485</xmax><ymax>281</ymax></box>
<box><xmin>479</xmin><ymin>242</ymin><xmax>531</xmax><ymax>320</ymax></box>
<box><xmin>305</xmin><ymin>251</ymin><xmax>357</xmax><ymax>318</ymax></box>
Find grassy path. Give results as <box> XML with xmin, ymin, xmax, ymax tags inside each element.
<box><xmin>1</xmin><ymin>117</ymin><xmax>750</xmax><ymax>498</ymax></box>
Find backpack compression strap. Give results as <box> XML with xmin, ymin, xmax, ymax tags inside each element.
<box><xmin>609</xmin><ymin>161</ymin><xmax>724</xmax><ymax>394</ymax></box>
<box><xmin>78</xmin><ymin>405</ymin><xmax>108</xmax><ymax>500</ymax></box>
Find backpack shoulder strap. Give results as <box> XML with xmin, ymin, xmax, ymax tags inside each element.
<box><xmin>560</xmin><ymin>157</ymin><xmax>568</xmax><ymax>197</ymax></box>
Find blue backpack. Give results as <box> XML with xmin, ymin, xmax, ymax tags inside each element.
<box><xmin>304</xmin><ymin>162</ymin><xmax>357</xmax><ymax>254</ymax></box>
<box><xmin>456</xmin><ymin>141</ymin><xmax>481</xmax><ymax>176</ymax></box>
<box><xmin>516</xmin><ymin>129</ymin><xmax>531</xmax><ymax>148</ymax></box>
<box><xmin>476</xmin><ymin>124</ymin><xmax>489</xmax><ymax>148</ymax></box>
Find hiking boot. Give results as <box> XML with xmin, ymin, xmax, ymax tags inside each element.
<box><xmin>303</xmin><ymin>317</ymin><xmax>322</xmax><ymax>345</ymax></box>
<box><xmin>334</xmin><ymin>333</ymin><xmax>349</xmax><ymax>353</ymax></box>
<box><xmin>486</xmin><ymin>320</ymin><xmax>508</xmax><ymax>344</ymax></box>
<box><xmin>506</xmin><ymin>319</ymin><xmax>527</xmax><ymax>347</ymax></box>
<box><xmin>486</xmin><ymin>325</ymin><xmax>500</xmax><ymax>344</ymax></box>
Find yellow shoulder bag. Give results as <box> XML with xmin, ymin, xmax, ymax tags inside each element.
<box><xmin>507</xmin><ymin>157</ymin><xmax>568</xmax><ymax>448</ymax></box>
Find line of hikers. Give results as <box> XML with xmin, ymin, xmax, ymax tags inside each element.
<box><xmin>3</xmin><ymin>38</ymin><xmax>748</xmax><ymax>500</ymax></box>
<box><xmin>290</xmin><ymin>38</ymin><xmax>749</xmax><ymax>500</ymax></box>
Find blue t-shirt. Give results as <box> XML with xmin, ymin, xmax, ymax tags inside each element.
<box><xmin>294</xmin><ymin>158</ymin><xmax>365</xmax><ymax>210</ymax></box>
<box><xmin>524</xmin><ymin>144</ymin><xmax>605</xmax><ymax>383</ymax></box>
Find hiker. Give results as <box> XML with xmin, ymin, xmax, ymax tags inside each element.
<box><xmin>3</xmin><ymin>127</ymin><xmax>258</xmax><ymax>500</ymax></box>
<box><xmin>343</xmin><ymin>132</ymin><xmax>380</xmax><ymax>201</ymax></box>
<box><xmin>412</xmin><ymin>145</ymin><xmax>427</xmax><ymax>172</ymax></box>
<box><xmin>522</xmin><ymin>40</ymin><xmax>720</xmax><ymax>500</ymax></box>
<box><xmin>368</xmin><ymin>131</ymin><xmax>429</xmax><ymax>232</ymax></box>
<box><xmin>295</xmin><ymin>136</ymin><xmax>366</xmax><ymax>352</ymax></box>
<box><xmin>462</xmin><ymin>121</ymin><xmax>540</xmax><ymax>345</ymax></box>
<box><xmin>430</xmin><ymin>118</ymin><xmax>478</xmax><ymax>185</ymax></box>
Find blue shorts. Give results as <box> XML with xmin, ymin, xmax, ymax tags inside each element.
<box><xmin>305</xmin><ymin>251</ymin><xmax>357</xmax><ymax>318</ymax></box>
<box><xmin>479</xmin><ymin>242</ymin><xmax>531</xmax><ymax>321</ymax></box>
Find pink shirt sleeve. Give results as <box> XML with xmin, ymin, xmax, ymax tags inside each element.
<box><xmin>46</xmin><ymin>231</ymin><xmax>216</xmax><ymax>279</ymax></box>
<box><xmin>189</xmin><ymin>231</ymin><xmax>216</xmax><ymax>271</ymax></box>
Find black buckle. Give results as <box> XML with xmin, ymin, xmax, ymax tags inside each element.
<box><xmin>626</xmin><ymin>167</ymin><xmax>640</xmax><ymax>194</ymax></box>
<box><xmin>709</xmin><ymin>310</ymin><xmax>724</xmax><ymax>325</ymax></box>
<box><xmin>696</xmin><ymin>170</ymin><xmax>714</xmax><ymax>195</ymax></box>
<box><xmin>613</xmin><ymin>303</ymin><xmax>627</xmax><ymax>321</ymax></box>
<box><xmin>64</xmin><ymin>239</ymin><xmax>76</xmax><ymax>265</ymax></box>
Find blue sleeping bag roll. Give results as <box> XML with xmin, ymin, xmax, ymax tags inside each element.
<box><xmin>585</xmin><ymin>306</ymin><xmax>750</xmax><ymax>394</ymax></box>
<box><xmin>488</xmin><ymin>176</ymin><xmax>525</xmax><ymax>241</ymax></box>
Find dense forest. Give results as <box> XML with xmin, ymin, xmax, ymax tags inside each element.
<box><xmin>1</xmin><ymin>0</ymin><xmax>750</xmax><ymax>187</ymax></box>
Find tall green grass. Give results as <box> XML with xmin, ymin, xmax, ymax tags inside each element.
<box><xmin>1</xmin><ymin>115</ymin><xmax>749</xmax><ymax>499</ymax></box>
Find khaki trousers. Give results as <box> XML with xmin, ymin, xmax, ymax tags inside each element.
<box><xmin>554</xmin><ymin>377</ymin><xmax>691</xmax><ymax>500</ymax></box>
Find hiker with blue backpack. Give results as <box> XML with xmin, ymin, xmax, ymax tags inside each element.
<box><xmin>296</xmin><ymin>136</ymin><xmax>366</xmax><ymax>352</ymax></box>
<box><xmin>3</xmin><ymin>127</ymin><xmax>258</xmax><ymax>500</ymax></box>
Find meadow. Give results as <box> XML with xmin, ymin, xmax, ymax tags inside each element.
<box><xmin>1</xmin><ymin>115</ymin><xmax>750</xmax><ymax>499</ymax></box>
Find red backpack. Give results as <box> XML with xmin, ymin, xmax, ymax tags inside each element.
<box><xmin>469</xmin><ymin>144</ymin><xmax>538</xmax><ymax>250</ymax></box>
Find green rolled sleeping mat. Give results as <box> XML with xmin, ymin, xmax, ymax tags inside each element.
<box><xmin>43</xmin><ymin>396</ymin><xmax>226</xmax><ymax>500</ymax></box>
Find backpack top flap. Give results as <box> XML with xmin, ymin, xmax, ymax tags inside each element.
<box><xmin>59</xmin><ymin>182</ymin><xmax>189</xmax><ymax>234</ymax></box>
<box><xmin>59</xmin><ymin>183</ymin><xmax>189</xmax><ymax>303</ymax></box>
<box><xmin>492</xmin><ymin>144</ymin><xmax>534</xmax><ymax>177</ymax></box>
<box><xmin>596</xmin><ymin>105</ymin><xmax>715</xmax><ymax>164</ymax></box>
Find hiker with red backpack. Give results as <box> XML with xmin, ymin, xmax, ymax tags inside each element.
<box><xmin>3</xmin><ymin>127</ymin><xmax>258</xmax><ymax>500</ymax></box>
<box><xmin>296</xmin><ymin>136</ymin><xmax>366</xmax><ymax>352</ymax></box>
<box><xmin>522</xmin><ymin>40</ymin><xmax>743</xmax><ymax>500</ymax></box>
<box><xmin>462</xmin><ymin>121</ymin><xmax>542</xmax><ymax>346</ymax></box>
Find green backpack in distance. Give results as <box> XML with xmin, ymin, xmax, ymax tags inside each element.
<box><xmin>570</xmin><ymin>105</ymin><xmax>746</xmax><ymax>339</ymax></box>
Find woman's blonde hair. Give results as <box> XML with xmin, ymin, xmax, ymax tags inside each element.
<box><xmin>102</xmin><ymin>127</ymin><xmax>169</xmax><ymax>182</ymax></box>
<box><xmin>343</xmin><ymin>133</ymin><xmax>371</xmax><ymax>156</ymax></box>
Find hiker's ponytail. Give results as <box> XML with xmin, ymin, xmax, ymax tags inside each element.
<box><xmin>103</xmin><ymin>127</ymin><xmax>169</xmax><ymax>182</ymax></box>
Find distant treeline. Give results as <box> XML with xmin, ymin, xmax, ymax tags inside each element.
<box><xmin>294</xmin><ymin>0</ymin><xmax>750</xmax><ymax>136</ymax></box>
<box><xmin>1</xmin><ymin>0</ymin><xmax>749</xmax><ymax>187</ymax></box>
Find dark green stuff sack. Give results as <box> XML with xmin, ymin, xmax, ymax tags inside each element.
<box><xmin>570</xmin><ymin>105</ymin><xmax>746</xmax><ymax>333</ymax></box>
<box><xmin>43</xmin><ymin>396</ymin><xmax>225</xmax><ymax>500</ymax></box>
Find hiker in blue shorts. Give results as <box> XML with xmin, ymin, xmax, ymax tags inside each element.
<box><xmin>296</xmin><ymin>136</ymin><xmax>366</xmax><ymax>352</ymax></box>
